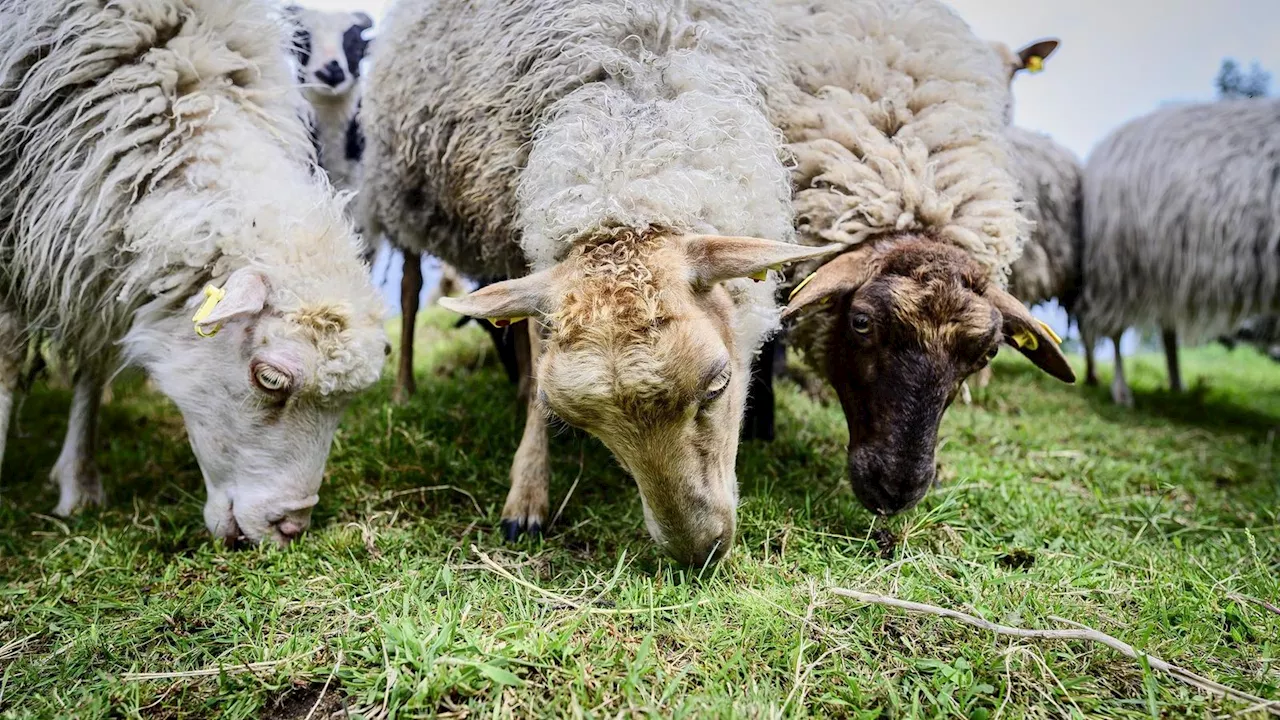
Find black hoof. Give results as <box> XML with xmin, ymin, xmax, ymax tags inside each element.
<box><xmin>500</xmin><ymin>519</ymin><xmax>544</xmax><ymax>542</ymax></box>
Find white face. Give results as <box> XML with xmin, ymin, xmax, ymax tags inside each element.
<box><xmin>127</xmin><ymin>270</ymin><xmax>386</xmax><ymax>545</ymax></box>
<box><xmin>288</xmin><ymin>7</ymin><xmax>372</xmax><ymax>98</ymax></box>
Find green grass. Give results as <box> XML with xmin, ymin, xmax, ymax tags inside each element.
<box><xmin>1</xmin><ymin>308</ymin><xmax>1278</xmax><ymax>719</ymax></box>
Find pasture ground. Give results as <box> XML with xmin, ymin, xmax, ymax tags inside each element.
<box><xmin>1</xmin><ymin>308</ymin><xmax>1278</xmax><ymax>718</ymax></box>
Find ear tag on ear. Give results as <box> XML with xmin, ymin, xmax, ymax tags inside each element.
<box><xmin>1037</xmin><ymin>319</ymin><xmax>1063</xmax><ymax>345</ymax></box>
<box><xmin>1025</xmin><ymin>55</ymin><xmax>1044</xmax><ymax>73</ymax></box>
<box><xmin>192</xmin><ymin>284</ymin><xmax>227</xmax><ymax>338</ymax></box>
<box><xmin>488</xmin><ymin>316</ymin><xmax>528</xmax><ymax>328</ymax></box>
<box><xmin>788</xmin><ymin>272</ymin><xmax>817</xmax><ymax>300</ymax></box>
<box><xmin>1011</xmin><ymin>329</ymin><xmax>1039</xmax><ymax>351</ymax></box>
<box><xmin>748</xmin><ymin>264</ymin><xmax>785</xmax><ymax>283</ymax></box>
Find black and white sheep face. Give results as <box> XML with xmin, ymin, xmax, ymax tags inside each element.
<box><xmin>287</xmin><ymin>7</ymin><xmax>373</xmax><ymax>99</ymax></box>
<box><xmin>125</xmin><ymin>269</ymin><xmax>387</xmax><ymax>547</ymax></box>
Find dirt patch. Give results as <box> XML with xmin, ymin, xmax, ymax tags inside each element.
<box><xmin>872</xmin><ymin>529</ymin><xmax>897</xmax><ymax>560</ymax></box>
<box><xmin>263</xmin><ymin>683</ymin><xmax>347</xmax><ymax>720</ymax></box>
<box><xmin>996</xmin><ymin>549</ymin><xmax>1036</xmax><ymax>570</ymax></box>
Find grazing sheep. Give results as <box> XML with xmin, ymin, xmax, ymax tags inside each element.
<box><xmin>770</xmin><ymin>0</ymin><xmax>1075</xmax><ymax>515</ymax></box>
<box><xmin>1080</xmin><ymin>98</ymin><xmax>1280</xmax><ymax>405</ymax></box>
<box><xmin>363</xmin><ymin>0</ymin><xmax>836</xmax><ymax>565</ymax></box>
<box><xmin>0</xmin><ymin>0</ymin><xmax>386</xmax><ymax>543</ymax></box>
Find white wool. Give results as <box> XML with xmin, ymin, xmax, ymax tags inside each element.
<box><xmin>364</xmin><ymin>0</ymin><xmax>796</xmax><ymax>353</ymax></box>
<box><xmin>0</xmin><ymin>0</ymin><xmax>383</xmax><ymax>373</ymax></box>
<box><xmin>1080</xmin><ymin>98</ymin><xmax>1280</xmax><ymax>342</ymax></box>
<box><xmin>770</xmin><ymin>0</ymin><xmax>1024</xmax><ymax>285</ymax></box>
<box><xmin>1005</xmin><ymin>126</ymin><xmax>1082</xmax><ymax>308</ymax></box>
<box><xmin>0</xmin><ymin>0</ymin><xmax>386</xmax><ymax>543</ymax></box>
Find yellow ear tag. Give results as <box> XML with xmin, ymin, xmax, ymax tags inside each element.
<box><xmin>749</xmin><ymin>269</ymin><xmax>768</xmax><ymax>282</ymax></box>
<box><xmin>488</xmin><ymin>316</ymin><xmax>528</xmax><ymax>328</ymax></box>
<box><xmin>1037</xmin><ymin>319</ymin><xmax>1063</xmax><ymax>345</ymax></box>
<box><xmin>788</xmin><ymin>272</ymin><xmax>817</xmax><ymax>301</ymax></box>
<box><xmin>1011</xmin><ymin>329</ymin><xmax>1039</xmax><ymax>351</ymax></box>
<box><xmin>192</xmin><ymin>284</ymin><xmax>227</xmax><ymax>338</ymax></box>
<box><xmin>1025</xmin><ymin>55</ymin><xmax>1044</xmax><ymax>73</ymax></box>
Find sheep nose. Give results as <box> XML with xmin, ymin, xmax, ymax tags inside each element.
<box><xmin>272</xmin><ymin>513</ymin><xmax>311</xmax><ymax>543</ymax></box>
<box><xmin>315</xmin><ymin>60</ymin><xmax>345</xmax><ymax>87</ymax></box>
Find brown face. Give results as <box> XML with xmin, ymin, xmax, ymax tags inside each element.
<box><xmin>439</xmin><ymin>229</ymin><xmax>842</xmax><ymax>565</ymax></box>
<box><xmin>786</xmin><ymin>238</ymin><xmax>1075</xmax><ymax>515</ymax></box>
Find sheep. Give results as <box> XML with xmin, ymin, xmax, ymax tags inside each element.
<box><xmin>285</xmin><ymin>6</ymin><xmax>372</xmax><ymax>198</ymax></box>
<box><xmin>0</xmin><ymin>0</ymin><xmax>387</xmax><ymax>544</ymax></box>
<box><xmin>362</xmin><ymin>0</ymin><xmax>837</xmax><ymax>565</ymax></box>
<box><xmin>1079</xmin><ymin>97</ymin><xmax>1280</xmax><ymax>406</ymax></box>
<box><xmin>1221</xmin><ymin>316</ymin><xmax>1280</xmax><ymax>362</ymax></box>
<box><xmin>768</xmin><ymin>0</ymin><xmax>1076</xmax><ymax>515</ymax></box>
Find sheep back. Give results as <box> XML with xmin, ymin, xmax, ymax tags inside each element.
<box><xmin>1005</xmin><ymin>126</ymin><xmax>1082</xmax><ymax>309</ymax></box>
<box><xmin>770</xmin><ymin>0</ymin><xmax>1024</xmax><ymax>286</ymax></box>
<box><xmin>361</xmin><ymin>0</ymin><xmax>792</xmax><ymax>280</ymax></box>
<box><xmin>1081</xmin><ymin>98</ymin><xmax>1280</xmax><ymax>340</ymax></box>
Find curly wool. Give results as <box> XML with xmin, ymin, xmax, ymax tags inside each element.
<box><xmin>0</xmin><ymin>0</ymin><xmax>384</xmax><ymax>393</ymax></box>
<box><xmin>769</xmin><ymin>0</ymin><xmax>1024</xmax><ymax>286</ymax></box>
<box><xmin>362</xmin><ymin>0</ymin><xmax>795</xmax><ymax>355</ymax></box>
<box><xmin>1080</xmin><ymin>98</ymin><xmax>1280</xmax><ymax>342</ymax></box>
<box><xmin>1005</xmin><ymin>126</ymin><xmax>1082</xmax><ymax>308</ymax></box>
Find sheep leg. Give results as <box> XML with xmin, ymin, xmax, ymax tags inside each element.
<box><xmin>742</xmin><ymin>337</ymin><xmax>778</xmax><ymax>442</ymax></box>
<box><xmin>1082</xmin><ymin>324</ymin><xmax>1098</xmax><ymax>386</ymax></box>
<box><xmin>975</xmin><ymin>365</ymin><xmax>993</xmax><ymax>389</ymax></box>
<box><xmin>52</xmin><ymin>369</ymin><xmax>105</xmax><ymax>516</ymax></box>
<box><xmin>394</xmin><ymin>250</ymin><xmax>423</xmax><ymax>404</ymax></box>
<box><xmin>1109</xmin><ymin>334</ymin><xmax>1133</xmax><ymax>407</ymax></box>
<box><xmin>0</xmin><ymin>330</ymin><xmax>21</xmax><ymax>484</ymax></box>
<box><xmin>1161</xmin><ymin>327</ymin><xmax>1182</xmax><ymax>393</ymax></box>
<box><xmin>502</xmin><ymin>321</ymin><xmax>549</xmax><ymax>540</ymax></box>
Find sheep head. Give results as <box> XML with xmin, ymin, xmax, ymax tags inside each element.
<box><xmin>286</xmin><ymin>6</ymin><xmax>373</xmax><ymax>99</ymax></box>
<box><xmin>784</xmin><ymin>238</ymin><xmax>1074</xmax><ymax>515</ymax></box>
<box><xmin>125</xmin><ymin>267</ymin><xmax>386</xmax><ymax>546</ymax></box>
<box><xmin>441</xmin><ymin>228</ymin><xmax>839</xmax><ymax>566</ymax></box>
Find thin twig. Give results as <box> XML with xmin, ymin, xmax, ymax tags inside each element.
<box><xmin>304</xmin><ymin>651</ymin><xmax>344</xmax><ymax>720</ymax></box>
<box><xmin>120</xmin><ymin>653</ymin><xmax>307</xmax><ymax>682</ymax></box>
<box><xmin>549</xmin><ymin>446</ymin><xmax>585</xmax><ymax>531</ymax></box>
<box><xmin>1229</xmin><ymin>593</ymin><xmax>1280</xmax><ymax>619</ymax></box>
<box><xmin>472</xmin><ymin>546</ymin><xmax>711</xmax><ymax>616</ymax></box>
<box><xmin>832</xmin><ymin>588</ymin><xmax>1280</xmax><ymax>716</ymax></box>
<box><xmin>378</xmin><ymin>485</ymin><xmax>483</xmax><ymax>517</ymax></box>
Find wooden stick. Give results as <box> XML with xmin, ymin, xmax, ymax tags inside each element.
<box><xmin>832</xmin><ymin>588</ymin><xmax>1279</xmax><ymax>716</ymax></box>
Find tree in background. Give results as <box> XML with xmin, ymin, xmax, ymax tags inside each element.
<box><xmin>1216</xmin><ymin>58</ymin><xmax>1270</xmax><ymax>99</ymax></box>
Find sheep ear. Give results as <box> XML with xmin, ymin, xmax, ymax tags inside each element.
<box><xmin>438</xmin><ymin>268</ymin><xmax>556</xmax><ymax>326</ymax></box>
<box><xmin>1015</xmin><ymin>39</ymin><xmax>1059</xmax><ymax>73</ymax></box>
<box><xmin>781</xmin><ymin>245</ymin><xmax>877</xmax><ymax>322</ymax></box>
<box><xmin>985</xmin><ymin>286</ymin><xmax>1076</xmax><ymax>383</ymax></box>
<box><xmin>683</xmin><ymin>234</ymin><xmax>842</xmax><ymax>287</ymax></box>
<box><xmin>196</xmin><ymin>269</ymin><xmax>271</xmax><ymax>334</ymax></box>
<box><xmin>352</xmin><ymin>12</ymin><xmax>373</xmax><ymax>30</ymax></box>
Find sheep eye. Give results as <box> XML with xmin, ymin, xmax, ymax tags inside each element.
<box><xmin>704</xmin><ymin>367</ymin><xmax>732</xmax><ymax>402</ymax></box>
<box><xmin>851</xmin><ymin>313</ymin><xmax>872</xmax><ymax>335</ymax></box>
<box><xmin>986</xmin><ymin>346</ymin><xmax>999</xmax><ymax>361</ymax></box>
<box><xmin>252</xmin><ymin>363</ymin><xmax>293</xmax><ymax>394</ymax></box>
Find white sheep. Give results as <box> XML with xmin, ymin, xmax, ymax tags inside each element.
<box><xmin>1080</xmin><ymin>97</ymin><xmax>1280</xmax><ymax>405</ymax></box>
<box><xmin>286</xmin><ymin>6</ymin><xmax>372</xmax><ymax>198</ymax></box>
<box><xmin>0</xmin><ymin>0</ymin><xmax>387</xmax><ymax>544</ymax></box>
<box><xmin>769</xmin><ymin>0</ymin><xmax>1076</xmax><ymax>514</ymax></box>
<box><xmin>362</xmin><ymin>0</ymin><xmax>836</xmax><ymax>565</ymax></box>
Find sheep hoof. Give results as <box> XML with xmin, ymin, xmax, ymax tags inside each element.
<box><xmin>501</xmin><ymin>518</ymin><xmax>543</xmax><ymax>542</ymax></box>
<box><xmin>1110</xmin><ymin>382</ymin><xmax>1134</xmax><ymax>408</ymax></box>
